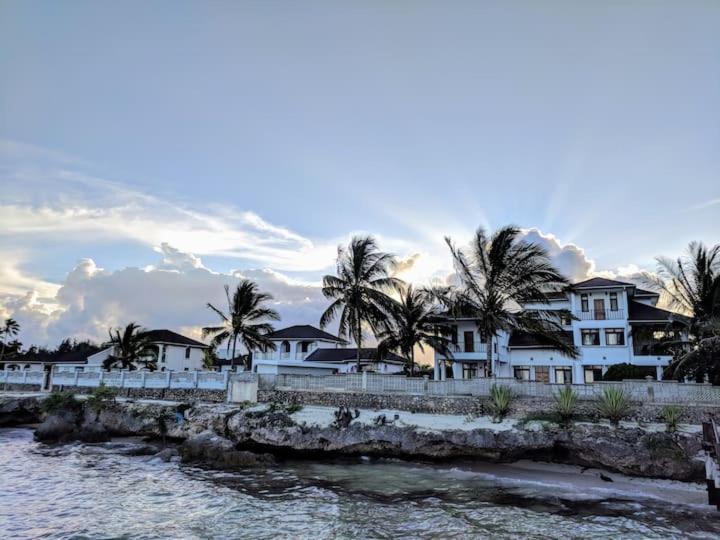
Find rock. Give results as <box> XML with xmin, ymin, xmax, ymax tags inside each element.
<box><xmin>0</xmin><ymin>397</ymin><xmax>42</xmax><ymax>427</ymax></box>
<box><xmin>154</xmin><ymin>447</ymin><xmax>180</xmax><ymax>462</ymax></box>
<box><xmin>179</xmin><ymin>431</ymin><xmax>275</xmax><ymax>469</ymax></box>
<box><xmin>34</xmin><ymin>411</ymin><xmax>81</xmax><ymax>443</ymax></box>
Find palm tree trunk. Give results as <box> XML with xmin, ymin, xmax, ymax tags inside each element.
<box><xmin>356</xmin><ymin>318</ymin><xmax>362</xmax><ymax>373</ymax></box>
<box><xmin>410</xmin><ymin>348</ymin><xmax>415</xmax><ymax>377</ymax></box>
<box><xmin>0</xmin><ymin>340</ymin><xmax>6</xmax><ymax>364</ymax></box>
<box><xmin>231</xmin><ymin>335</ymin><xmax>237</xmax><ymax>370</ymax></box>
<box><xmin>486</xmin><ymin>328</ymin><xmax>493</xmax><ymax>378</ymax></box>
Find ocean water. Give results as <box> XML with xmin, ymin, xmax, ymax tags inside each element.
<box><xmin>1</xmin><ymin>427</ymin><xmax>718</xmax><ymax>539</ymax></box>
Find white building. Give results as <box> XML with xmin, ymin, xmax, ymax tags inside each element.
<box><xmin>433</xmin><ymin>278</ymin><xmax>688</xmax><ymax>384</ymax></box>
<box><xmin>251</xmin><ymin>325</ymin><xmax>406</xmax><ymax>375</ymax></box>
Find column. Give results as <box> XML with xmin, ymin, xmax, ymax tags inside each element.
<box><xmin>433</xmin><ymin>358</ymin><xmax>441</xmax><ymax>381</ymax></box>
<box><xmin>440</xmin><ymin>360</ymin><xmax>447</xmax><ymax>381</ymax></box>
<box><xmin>656</xmin><ymin>366</ymin><xmax>663</xmax><ymax>381</ymax></box>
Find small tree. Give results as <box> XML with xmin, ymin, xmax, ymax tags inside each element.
<box><xmin>597</xmin><ymin>387</ymin><xmax>630</xmax><ymax>426</ymax></box>
<box><xmin>661</xmin><ymin>405</ymin><xmax>681</xmax><ymax>433</ymax></box>
<box><xmin>0</xmin><ymin>318</ymin><xmax>20</xmax><ymax>364</ymax></box>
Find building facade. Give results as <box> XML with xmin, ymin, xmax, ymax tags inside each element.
<box><xmin>433</xmin><ymin>278</ymin><xmax>687</xmax><ymax>383</ymax></box>
<box><xmin>251</xmin><ymin>325</ymin><xmax>405</xmax><ymax>375</ymax></box>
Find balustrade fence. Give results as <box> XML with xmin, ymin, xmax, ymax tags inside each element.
<box><xmin>3</xmin><ymin>370</ymin><xmax>719</xmax><ymax>405</ymax></box>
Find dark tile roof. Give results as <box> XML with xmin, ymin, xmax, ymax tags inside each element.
<box><xmin>266</xmin><ymin>325</ymin><xmax>345</xmax><ymax>342</ymax></box>
<box><xmin>305</xmin><ymin>348</ymin><xmax>405</xmax><ymax>364</ymax></box>
<box><xmin>508</xmin><ymin>330</ymin><xmax>574</xmax><ymax>349</ymax></box>
<box><xmin>545</xmin><ymin>291</ymin><xmax>569</xmax><ymax>300</ymax></box>
<box><xmin>21</xmin><ymin>350</ymin><xmax>90</xmax><ymax>364</ymax></box>
<box><xmin>572</xmin><ymin>277</ymin><xmax>634</xmax><ymax>289</ymax></box>
<box><xmin>140</xmin><ymin>329</ymin><xmax>208</xmax><ymax>348</ymax></box>
<box><xmin>627</xmin><ymin>301</ymin><xmax>687</xmax><ymax>322</ymax></box>
<box><xmin>633</xmin><ymin>288</ymin><xmax>660</xmax><ymax>297</ymax></box>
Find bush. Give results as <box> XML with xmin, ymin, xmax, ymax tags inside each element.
<box><xmin>42</xmin><ymin>391</ymin><xmax>81</xmax><ymax>414</ymax></box>
<box><xmin>488</xmin><ymin>384</ymin><xmax>513</xmax><ymax>422</ymax></box>
<box><xmin>553</xmin><ymin>386</ymin><xmax>578</xmax><ymax>426</ymax></box>
<box><xmin>602</xmin><ymin>363</ymin><xmax>656</xmax><ymax>381</ymax></box>
<box><xmin>661</xmin><ymin>405</ymin><xmax>681</xmax><ymax>433</ymax></box>
<box><xmin>597</xmin><ymin>387</ymin><xmax>630</xmax><ymax>426</ymax></box>
<box><xmin>85</xmin><ymin>383</ymin><xmax>118</xmax><ymax>413</ymax></box>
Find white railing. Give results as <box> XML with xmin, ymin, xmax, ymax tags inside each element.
<box><xmin>29</xmin><ymin>369</ymin><xmax>233</xmax><ymax>391</ymax></box>
<box><xmin>1</xmin><ymin>370</ymin><xmax>44</xmax><ymax>385</ymax></box>
<box><xmin>258</xmin><ymin>373</ymin><xmax>720</xmax><ymax>405</ymax></box>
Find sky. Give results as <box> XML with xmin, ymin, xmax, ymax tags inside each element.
<box><xmin>0</xmin><ymin>1</ymin><xmax>718</xmax><ymax>350</ymax></box>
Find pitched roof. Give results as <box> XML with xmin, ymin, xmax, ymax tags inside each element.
<box><xmin>633</xmin><ymin>288</ymin><xmax>660</xmax><ymax>297</ymax></box>
<box><xmin>266</xmin><ymin>325</ymin><xmax>345</xmax><ymax>342</ymax></box>
<box><xmin>508</xmin><ymin>330</ymin><xmax>574</xmax><ymax>349</ymax></box>
<box><xmin>572</xmin><ymin>277</ymin><xmax>634</xmax><ymax>289</ymax></box>
<box><xmin>305</xmin><ymin>347</ymin><xmax>405</xmax><ymax>364</ymax></box>
<box><xmin>627</xmin><ymin>300</ymin><xmax>687</xmax><ymax>323</ymax></box>
<box><xmin>140</xmin><ymin>329</ymin><xmax>208</xmax><ymax>348</ymax></box>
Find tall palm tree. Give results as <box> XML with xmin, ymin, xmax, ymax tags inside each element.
<box><xmin>320</xmin><ymin>236</ymin><xmax>404</xmax><ymax>372</ymax></box>
<box><xmin>445</xmin><ymin>226</ymin><xmax>578</xmax><ymax>377</ymax></box>
<box><xmin>202</xmin><ymin>280</ymin><xmax>280</xmax><ymax>369</ymax></box>
<box><xmin>377</xmin><ymin>285</ymin><xmax>453</xmax><ymax>376</ymax></box>
<box><xmin>644</xmin><ymin>241</ymin><xmax>720</xmax><ymax>337</ymax></box>
<box><xmin>104</xmin><ymin>322</ymin><xmax>157</xmax><ymax>370</ymax></box>
<box><xmin>0</xmin><ymin>318</ymin><xmax>20</xmax><ymax>364</ymax></box>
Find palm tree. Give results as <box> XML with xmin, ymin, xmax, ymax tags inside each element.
<box><xmin>377</xmin><ymin>285</ymin><xmax>453</xmax><ymax>376</ymax></box>
<box><xmin>445</xmin><ymin>226</ymin><xmax>578</xmax><ymax>377</ymax></box>
<box><xmin>320</xmin><ymin>236</ymin><xmax>404</xmax><ymax>372</ymax></box>
<box><xmin>104</xmin><ymin>322</ymin><xmax>157</xmax><ymax>370</ymax></box>
<box><xmin>0</xmin><ymin>318</ymin><xmax>20</xmax><ymax>364</ymax></box>
<box><xmin>202</xmin><ymin>280</ymin><xmax>280</xmax><ymax>370</ymax></box>
<box><xmin>644</xmin><ymin>241</ymin><xmax>720</xmax><ymax>337</ymax></box>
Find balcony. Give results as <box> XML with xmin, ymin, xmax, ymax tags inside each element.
<box><xmin>575</xmin><ymin>309</ymin><xmax>625</xmax><ymax>321</ymax></box>
<box><xmin>447</xmin><ymin>341</ymin><xmax>488</xmax><ymax>356</ymax></box>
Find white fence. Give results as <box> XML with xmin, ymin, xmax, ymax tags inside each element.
<box><xmin>1</xmin><ymin>370</ymin><xmax>45</xmax><ymax>386</ymax></box>
<box><xmin>259</xmin><ymin>372</ymin><xmax>720</xmax><ymax>405</ymax></box>
<box><xmin>49</xmin><ymin>370</ymin><xmax>230</xmax><ymax>391</ymax></box>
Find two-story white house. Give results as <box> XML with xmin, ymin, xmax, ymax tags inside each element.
<box><xmin>80</xmin><ymin>329</ymin><xmax>208</xmax><ymax>372</ymax></box>
<box><xmin>433</xmin><ymin>278</ymin><xmax>688</xmax><ymax>384</ymax></box>
<box><xmin>251</xmin><ymin>325</ymin><xmax>406</xmax><ymax>375</ymax></box>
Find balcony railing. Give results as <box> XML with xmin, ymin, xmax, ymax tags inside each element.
<box><xmin>448</xmin><ymin>341</ymin><xmax>488</xmax><ymax>354</ymax></box>
<box><xmin>575</xmin><ymin>309</ymin><xmax>624</xmax><ymax>321</ymax></box>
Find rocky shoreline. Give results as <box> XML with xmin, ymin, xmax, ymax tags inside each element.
<box><xmin>0</xmin><ymin>394</ymin><xmax>707</xmax><ymax>481</ymax></box>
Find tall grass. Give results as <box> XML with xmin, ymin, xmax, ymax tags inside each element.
<box><xmin>553</xmin><ymin>386</ymin><xmax>578</xmax><ymax>426</ymax></box>
<box><xmin>597</xmin><ymin>387</ymin><xmax>630</xmax><ymax>426</ymax></box>
<box><xmin>488</xmin><ymin>384</ymin><xmax>513</xmax><ymax>422</ymax></box>
<box><xmin>661</xmin><ymin>405</ymin><xmax>681</xmax><ymax>433</ymax></box>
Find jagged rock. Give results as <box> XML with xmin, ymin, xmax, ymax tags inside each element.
<box><xmin>34</xmin><ymin>411</ymin><xmax>81</xmax><ymax>442</ymax></box>
<box><xmin>0</xmin><ymin>397</ymin><xmax>42</xmax><ymax>427</ymax></box>
<box><xmin>179</xmin><ymin>431</ymin><xmax>275</xmax><ymax>469</ymax></box>
<box><xmin>154</xmin><ymin>447</ymin><xmax>180</xmax><ymax>462</ymax></box>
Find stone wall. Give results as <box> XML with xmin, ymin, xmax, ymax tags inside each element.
<box><xmin>259</xmin><ymin>389</ymin><xmax>719</xmax><ymax>424</ymax></box>
<box><xmin>55</xmin><ymin>385</ymin><xmax>227</xmax><ymax>403</ymax></box>
<box><xmin>1</xmin><ymin>382</ymin><xmax>42</xmax><ymax>392</ymax></box>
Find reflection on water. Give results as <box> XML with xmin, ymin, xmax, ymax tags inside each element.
<box><xmin>1</xmin><ymin>427</ymin><xmax>717</xmax><ymax>539</ymax></box>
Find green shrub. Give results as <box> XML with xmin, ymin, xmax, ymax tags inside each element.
<box><xmin>553</xmin><ymin>386</ymin><xmax>578</xmax><ymax>426</ymax></box>
<box><xmin>488</xmin><ymin>384</ymin><xmax>513</xmax><ymax>422</ymax></box>
<box><xmin>661</xmin><ymin>405</ymin><xmax>681</xmax><ymax>433</ymax></box>
<box><xmin>597</xmin><ymin>387</ymin><xmax>630</xmax><ymax>426</ymax></box>
<box><xmin>42</xmin><ymin>391</ymin><xmax>81</xmax><ymax>414</ymax></box>
<box><xmin>85</xmin><ymin>383</ymin><xmax>118</xmax><ymax>413</ymax></box>
<box><xmin>602</xmin><ymin>363</ymin><xmax>656</xmax><ymax>381</ymax></box>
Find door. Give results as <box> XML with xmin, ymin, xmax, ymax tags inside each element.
<box><xmin>593</xmin><ymin>298</ymin><xmax>606</xmax><ymax>320</ymax></box>
<box><xmin>463</xmin><ymin>331</ymin><xmax>474</xmax><ymax>352</ymax></box>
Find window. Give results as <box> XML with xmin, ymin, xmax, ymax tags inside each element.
<box><xmin>584</xmin><ymin>366</ymin><xmax>603</xmax><ymax>383</ymax></box>
<box><xmin>609</xmin><ymin>292</ymin><xmax>618</xmax><ymax>312</ymax></box>
<box><xmin>581</xmin><ymin>329</ymin><xmax>600</xmax><ymax>346</ymax></box>
<box><xmin>514</xmin><ymin>367</ymin><xmax>531</xmax><ymax>381</ymax></box>
<box><xmin>535</xmin><ymin>367</ymin><xmax>550</xmax><ymax>383</ymax></box>
<box><xmin>581</xmin><ymin>294</ymin><xmax>589</xmax><ymax>312</ymax></box>
<box><xmin>301</xmin><ymin>341</ymin><xmax>311</xmax><ymax>353</ymax></box>
<box><xmin>161</xmin><ymin>346</ymin><xmax>167</xmax><ymax>363</ymax></box>
<box><xmin>281</xmin><ymin>341</ymin><xmax>290</xmax><ymax>353</ymax></box>
<box><xmin>605</xmin><ymin>329</ymin><xmax>625</xmax><ymax>346</ymax></box>
<box><xmin>450</xmin><ymin>325</ymin><xmax>458</xmax><ymax>348</ymax></box>
<box><xmin>555</xmin><ymin>368</ymin><xmax>572</xmax><ymax>384</ymax></box>
<box><xmin>462</xmin><ymin>364</ymin><xmax>477</xmax><ymax>379</ymax></box>
<box><xmin>560</xmin><ymin>314</ymin><xmax>571</xmax><ymax>326</ymax></box>
<box><xmin>185</xmin><ymin>347</ymin><xmax>191</xmax><ymax>359</ymax></box>
<box><xmin>464</xmin><ymin>331</ymin><xmax>474</xmax><ymax>353</ymax></box>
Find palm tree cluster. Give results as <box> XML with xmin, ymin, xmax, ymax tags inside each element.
<box><xmin>319</xmin><ymin>228</ymin><xmax>577</xmax><ymax>376</ymax></box>
<box><xmin>104</xmin><ymin>322</ymin><xmax>157</xmax><ymax>370</ymax></box>
<box><xmin>644</xmin><ymin>241</ymin><xmax>720</xmax><ymax>383</ymax></box>
<box><xmin>0</xmin><ymin>318</ymin><xmax>21</xmax><ymax>364</ymax></box>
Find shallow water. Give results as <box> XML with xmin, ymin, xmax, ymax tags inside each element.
<box><xmin>1</xmin><ymin>428</ymin><xmax>718</xmax><ymax>539</ymax></box>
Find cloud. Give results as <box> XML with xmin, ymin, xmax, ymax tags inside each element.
<box><xmin>0</xmin><ymin>244</ymin><xmax>329</xmax><ymax>349</ymax></box>
<box><xmin>519</xmin><ymin>229</ymin><xmax>595</xmax><ymax>282</ymax></box>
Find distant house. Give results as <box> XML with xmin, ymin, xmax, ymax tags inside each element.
<box><xmin>251</xmin><ymin>325</ymin><xmax>406</xmax><ymax>375</ymax></box>
<box><xmin>84</xmin><ymin>329</ymin><xmax>209</xmax><ymax>372</ymax></box>
<box><xmin>3</xmin><ymin>350</ymin><xmax>97</xmax><ymax>372</ymax></box>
